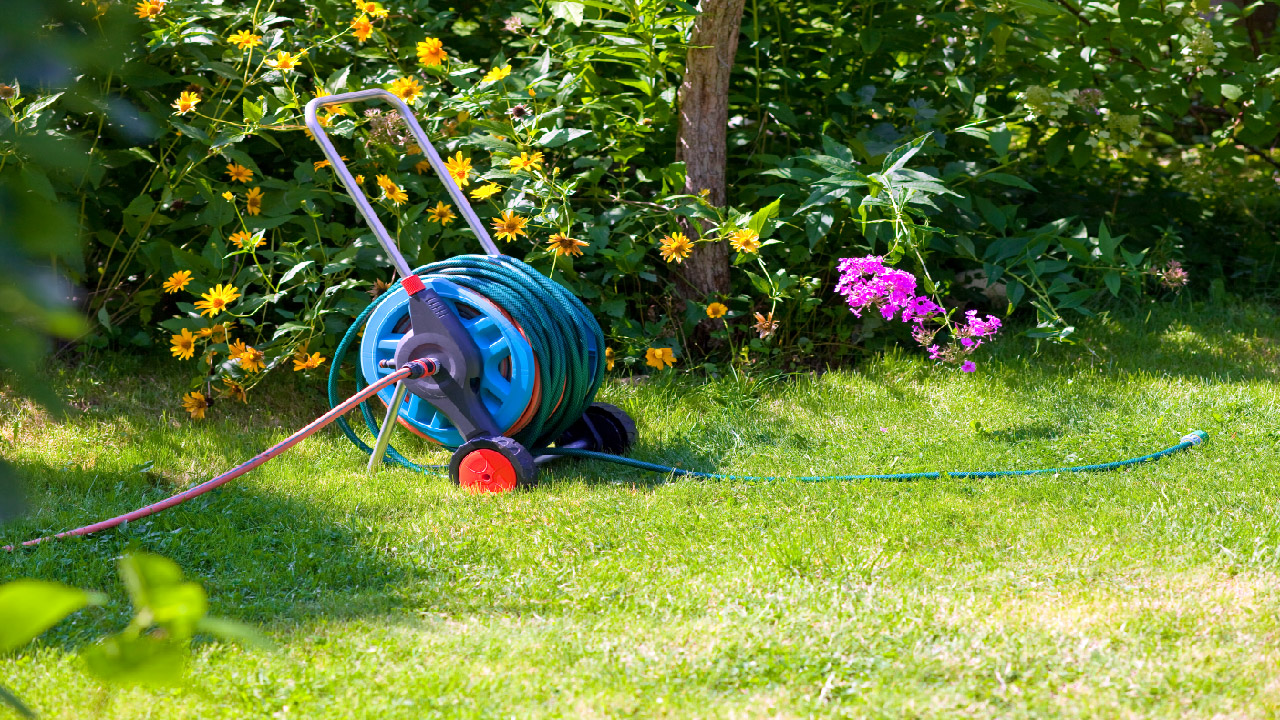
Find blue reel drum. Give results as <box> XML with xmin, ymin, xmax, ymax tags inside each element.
<box><xmin>359</xmin><ymin>277</ymin><xmax>539</xmax><ymax>449</ymax></box>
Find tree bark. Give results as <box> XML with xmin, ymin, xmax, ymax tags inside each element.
<box><xmin>673</xmin><ymin>0</ymin><xmax>747</xmax><ymax>302</ymax></box>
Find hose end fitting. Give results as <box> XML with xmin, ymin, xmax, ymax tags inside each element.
<box><xmin>405</xmin><ymin>358</ymin><xmax>439</xmax><ymax>379</ymax></box>
<box><xmin>1181</xmin><ymin>430</ymin><xmax>1208</xmax><ymax>446</ymax></box>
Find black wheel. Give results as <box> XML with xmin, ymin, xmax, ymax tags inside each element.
<box><xmin>449</xmin><ymin>436</ymin><xmax>537</xmax><ymax>492</ymax></box>
<box><xmin>582</xmin><ymin>402</ymin><xmax>637</xmax><ymax>454</ymax></box>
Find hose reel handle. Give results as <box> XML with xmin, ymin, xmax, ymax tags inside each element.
<box><xmin>302</xmin><ymin>88</ymin><xmax>502</xmax><ymax>279</ymax></box>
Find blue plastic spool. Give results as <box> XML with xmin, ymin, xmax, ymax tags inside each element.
<box><xmin>359</xmin><ymin>277</ymin><xmax>538</xmax><ymax>448</ymax></box>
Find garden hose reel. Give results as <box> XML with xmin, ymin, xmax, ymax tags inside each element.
<box><xmin>304</xmin><ymin>89</ymin><xmax>635</xmax><ymax>492</ymax></box>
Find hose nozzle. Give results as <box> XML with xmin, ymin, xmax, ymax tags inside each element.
<box><xmin>1181</xmin><ymin>430</ymin><xmax>1208</xmax><ymax>446</ymax></box>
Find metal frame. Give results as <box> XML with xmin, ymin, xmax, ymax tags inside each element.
<box><xmin>302</xmin><ymin>88</ymin><xmax>501</xmax><ymax>275</ymax></box>
<box><xmin>303</xmin><ymin>89</ymin><xmax>503</xmax><ymax>472</ymax></box>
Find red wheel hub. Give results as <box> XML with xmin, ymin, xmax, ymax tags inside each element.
<box><xmin>457</xmin><ymin>449</ymin><xmax>518</xmax><ymax>493</ymax></box>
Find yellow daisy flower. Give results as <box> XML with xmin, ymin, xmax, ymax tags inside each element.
<box><xmin>508</xmin><ymin>151</ymin><xmax>544</xmax><ymax>174</ymax></box>
<box><xmin>491</xmin><ymin>211</ymin><xmax>529</xmax><ymax>242</ymax></box>
<box><xmin>220</xmin><ymin>377</ymin><xmax>247</xmax><ymax>404</ymax></box>
<box><xmin>728</xmin><ymin>228</ymin><xmax>762</xmax><ymax>254</ymax></box>
<box><xmin>229</xmin><ymin>230</ymin><xmax>263</xmax><ymax>250</ymax></box>
<box><xmin>270</xmin><ymin>51</ymin><xmax>300</xmax><ymax>73</ymax></box>
<box><xmin>482</xmin><ymin>65</ymin><xmax>512</xmax><ymax>84</ymax></box>
<box><xmin>706</xmin><ymin>302</ymin><xmax>728</xmax><ymax>319</ymax></box>
<box><xmin>428</xmin><ymin>202</ymin><xmax>456</xmax><ymax>225</ymax></box>
<box><xmin>246</xmin><ymin>187</ymin><xmax>263</xmax><ymax>215</ymax></box>
<box><xmin>292</xmin><ymin>351</ymin><xmax>327</xmax><ymax>372</ymax></box>
<box><xmin>135</xmin><ymin>0</ymin><xmax>164</xmax><ymax>20</ymax></box>
<box><xmin>171</xmin><ymin>91</ymin><xmax>200</xmax><ymax>115</ymax></box>
<box><xmin>645</xmin><ymin>347</ymin><xmax>676</xmax><ymax>370</ymax></box>
<box><xmin>194</xmin><ymin>283</ymin><xmax>241</xmax><ymax>317</ymax></box>
<box><xmin>170</xmin><ymin>328</ymin><xmax>196</xmax><ymax>360</ymax></box>
<box><xmin>375</xmin><ymin>174</ymin><xmax>408</xmax><ymax>205</ymax></box>
<box><xmin>470</xmin><ymin>183</ymin><xmax>501</xmax><ymax>200</ymax></box>
<box><xmin>350</xmin><ymin>14</ymin><xmax>373</xmax><ymax>43</ymax></box>
<box><xmin>388</xmin><ymin>76</ymin><xmax>423</xmax><ymax>103</ymax></box>
<box><xmin>605</xmin><ymin>347</ymin><xmax>615</xmax><ymax>371</ymax></box>
<box><xmin>163</xmin><ymin>270</ymin><xmax>192</xmax><ymax>294</ymax></box>
<box><xmin>417</xmin><ymin>38</ymin><xmax>447</xmax><ymax>67</ymax></box>
<box><xmin>659</xmin><ymin>232</ymin><xmax>694</xmax><ymax>263</ymax></box>
<box><xmin>547</xmin><ymin>233</ymin><xmax>587</xmax><ymax>257</ymax></box>
<box><xmin>228</xmin><ymin>30</ymin><xmax>262</xmax><ymax>50</ymax></box>
<box><xmin>225</xmin><ymin>162</ymin><xmax>252</xmax><ymax>183</ymax></box>
<box><xmin>444</xmin><ymin>151</ymin><xmax>472</xmax><ymax>187</ymax></box>
<box><xmin>181</xmin><ymin>390</ymin><xmax>209</xmax><ymax>419</ymax></box>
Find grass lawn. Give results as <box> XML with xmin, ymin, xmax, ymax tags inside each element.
<box><xmin>2</xmin><ymin>301</ymin><xmax>1279</xmax><ymax>718</ymax></box>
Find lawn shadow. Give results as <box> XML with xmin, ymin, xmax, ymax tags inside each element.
<box><xmin>0</xmin><ymin>454</ymin><xmax>432</xmax><ymax>641</ymax></box>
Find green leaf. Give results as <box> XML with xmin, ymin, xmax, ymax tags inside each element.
<box><xmin>0</xmin><ymin>580</ymin><xmax>105</xmax><ymax>652</ymax></box>
<box><xmin>538</xmin><ymin>128</ymin><xmax>593</xmax><ymax>148</ymax></box>
<box><xmin>1103</xmin><ymin>270</ymin><xmax>1121</xmax><ymax>297</ymax></box>
<box><xmin>882</xmin><ymin>134</ymin><xmax>930</xmax><ymax>174</ymax></box>
<box><xmin>196</xmin><ymin>617</ymin><xmax>274</xmax><ymax>650</ymax></box>
<box><xmin>1096</xmin><ymin>221</ymin><xmax>1118</xmax><ymax>263</ymax></box>
<box><xmin>1006</xmin><ymin>0</ymin><xmax>1065</xmax><ymax>14</ymax></box>
<box><xmin>747</xmin><ymin>198</ymin><xmax>781</xmax><ymax>237</ymax></box>
<box><xmin>118</xmin><ymin>553</ymin><xmax>207</xmax><ymax>631</ymax></box>
<box><xmin>1221</xmin><ymin>84</ymin><xmax>1243</xmax><ymax>101</ymax></box>
<box><xmin>550</xmin><ymin>1</ymin><xmax>586</xmax><ymax>25</ymax></box>
<box><xmin>988</xmin><ymin>127</ymin><xmax>1011</xmax><ymax>158</ymax></box>
<box><xmin>981</xmin><ymin>172</ymin><xmax>1036</xmax><ymax>191</ymax></box>
<box><xmin>82</xmin><ymin>634</ymin><xmax>187</xmax><ymax>688</ymax></box>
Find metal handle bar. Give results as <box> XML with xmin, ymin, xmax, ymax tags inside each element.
<box><xmin>303</xmin><ymin>89</ymin><xmax>500</xmax><ymax>278</ymax></box>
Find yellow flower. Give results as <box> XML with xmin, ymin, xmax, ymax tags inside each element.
<box><xmin>194</xmin><ymin>283</ymin><xmax>241</xmax><ymax>317</ymax></box>
<box><xmin>728</xmin><ymin>228</ymin><xmax>762</xmax><ymax>254</ymax></box>
<box><xmin>482</xmin><ymin>65</ymin><xmax>512</xmax><ymax>84</ymax></box>
<box><xmin>205</xmin><ymin>321</ymin><xmax>234</xmax><ymax>344</ymax></box>
<box><xmin>417</xmin><ymin>38</ymin><xmax>447</xmax><ymax>67</ymax></box>
<box><xmin>605</xmin><ymin>347</ymin><xmax>615</xmax><ymax>371</ymax></box>
<box><xmin>353</xmin><ymin>0</ymin><xmax>388</xmax><ymax>18</ymax></box>
<box><xmin>470</xmin><ymin>183</ymin><xmax>501</xmax><ymax>200</ymax></box>
<box><xmin>225</xmin><ymin>162</ymin><xmax>252</xmax><ymax>183</ymax></box>
<box><xmin>222</xmin><ymin>191</ymin><xmax>234</xmax><ymax>201</ymax></box>
<box><xmin>229</xmin><ymin>230</ymin><xmax>263</xmax><ymax>250</ymax></box>
<box><xmin>659</xmin><ymin>232</ymin><xmax>694</xmax><ymax>263</ymax></box>
<box><xmin>508</xmin><ymin>151</ymin><xmax>544</xmax><ymax>174</ymax></box>
<box><xmin>246</xmin><ymin>186</ymin><xmax>263</xmax><ymax>215</ymax></box>
<box><xmin>388</xmin><ymin>76</ymin><xmax>423</xmax><ymax>103</ymax></box>
<box><xmin>428</xmin><ymin>202</ymin><xmax>456</xmax><ymax>225</ymax></box>
<box><xmin>645</xmin><ymin>347</ymin><xmax>676</xmax><ymax>370</ymax></box>
<box><xmin>706</xmin><ymin>302</ymin><xmax>728</xmax><ymax>319</ymax></box>
<box><xmin>135</xmin><ymin>0</ymin><xmax>164</xmax><ymax>20</ymax></box>
<box><xmin>181</xmin><ymin>391</ymin><xmax>209</xmax><ymax>420</ymax></box>
<box><xmin>230</xmin><ymin>341</ymin><xmax>265</xmax><ymax>372</ymax></box>
<box><xmin>292</xmin><ymin>351</ymin><xmax>327</xmax><ymax>371</ymax></box>
<box><xmin>314</xmin><ymin>155</ymin><xmax>347</xmax><ymax>172</ymax></box>
<box><xmin>270</xmin><ymin>51</ymin><xmax>299</xmax><ymax>73</ymax></box>
<box><xmin>170</xmin><ymin>328</ymin><xmax>196</xmax><ymax>360</ymax></box>
<box><xmin>491</xmin><ymin>211</ymin><xmax>528</xmax><ymax>242</ymax></box>
<box><xmin>163</xmin><ymin>270</ymin><xmax>192</xmax><ymax>294</ymax></box>
<box><xmin>350</xmin><ymin>14</ymin><xmax>373</xmax><ymax>43</ymax></box>
<box><xmin>220</xmin><ymin>377</ymin><xmax>247</xmax><ymax>404</ymax></box>
<box><xmin>547</xmin><ymin>233</ymin><xmax>587</xmax><ymax>257</ymax></box>
<box><xmin>444</xmin><ymin>151</ymin><xmax>471</xmax><ymax>187</ymax></box>
<box><xmin>354</xmin><ymin>174</ymin><xmax>364</xmax><ymax>185</ymax></box>
<box><xmin>376</xmin><ymin>174</ymin><xmax>408</xmax><ymax>205</ymax></box>
<box><xmin>171</xmin><ymin>91</ymin><xmax>200</xmax><ymax>115</ymax></box>
<box><xmin>228</xmin><ymin>30</ymin><xmax>262</xmax><ymax>50</ymax></box>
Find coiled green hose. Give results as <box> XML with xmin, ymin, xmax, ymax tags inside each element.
<box><xmin>328</xmin><ymin>254</ymin><xmax>604</xmax><ymax>470</ymax></box>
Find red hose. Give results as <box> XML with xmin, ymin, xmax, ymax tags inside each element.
<box><xmin>5</xmin><ymin>363</ymin><xmax>421</xmax><ymax>551</ymax></box>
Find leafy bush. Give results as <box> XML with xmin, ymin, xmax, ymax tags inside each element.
<box><xmin>5</xmin><ymin>0</ymin><xmax>1274</xmax><ymax>417</ymax></box>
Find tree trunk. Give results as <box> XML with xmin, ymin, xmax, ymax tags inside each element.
<box><xmin>673</xmin><ymin>0</ymin><xmax>747</xmax><ymax>303</ymax></box>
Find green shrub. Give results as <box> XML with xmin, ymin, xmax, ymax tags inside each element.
<box><xmin>5</xmin><ymin>0</ymin><xmax>1275</xmax><ymax>418</ymax></box>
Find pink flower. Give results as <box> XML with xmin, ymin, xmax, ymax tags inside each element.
<box><xmin>961</xmin><ymin>360</ymin><xmax>976</xmax><ymax>372</ymax></box>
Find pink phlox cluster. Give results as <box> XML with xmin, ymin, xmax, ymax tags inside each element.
<box><xmin>836</xmin><ymin>255</ymin><xmax>1003</xmax><ymax>373</ymax></box>
<box><xmin>835</xmin><ymin>256</ymin><xmax>941</xmax><ymax>323</ymax></box>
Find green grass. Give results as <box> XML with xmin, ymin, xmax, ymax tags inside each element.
<box><xmin>3</xmin><ymin>301</ymin><xmax>1280</xmax><ymax>718</ymax></box>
